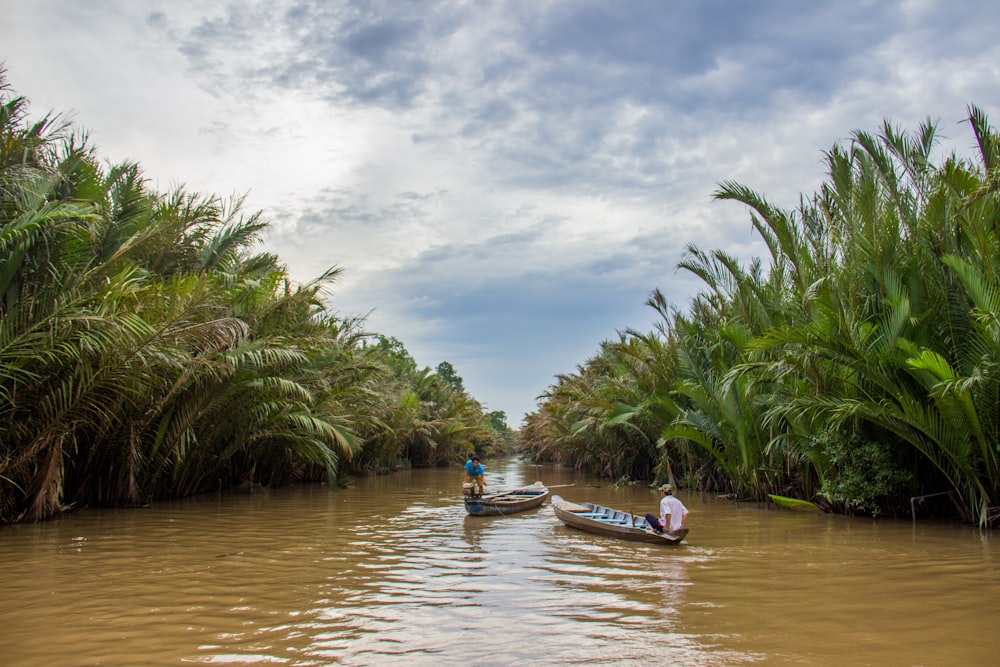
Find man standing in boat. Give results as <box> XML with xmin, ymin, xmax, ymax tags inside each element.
<box><xmin>646</xmin><ymin>483</ymin><xmax>688</xmax><ymax>534</ymax></box>
<box><xmin>463</xmin><ymin>455</ymin><xmax>486</xmax><ymax>496</ymax></box>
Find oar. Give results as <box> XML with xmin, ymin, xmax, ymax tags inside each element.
<box><xmin>545</xmin><ymin>483</ymin><xmax>576</xmax><ymax>489</ymax></box>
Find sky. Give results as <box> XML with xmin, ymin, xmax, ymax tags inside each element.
<box><xmin>3</xmin><ymin>1</ymin><xmax>1000</xmax><ymax>424</ymax></box>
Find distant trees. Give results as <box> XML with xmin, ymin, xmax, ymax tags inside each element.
<box><xmin>523</xmin><ymin>108</ymin><xmax>1000</xmax><ymax>526</ymax></box>
<box><xmin>0</xmin><ymin>72</ymin><xmax>495</xmax><ymax>523</ymax></box>
<box><xmin>435</xmin><ymin>361</ymin><xmax>464</xmax><ymax>391</ymax></box>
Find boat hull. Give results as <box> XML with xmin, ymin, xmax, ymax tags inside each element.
<box><xmin>464</xmin><ymin>482</ymin><xmax>550</xmax><ymax>516</ymax></box>
<box><xmin>551</xmin><ymin>495</ymin><xmax>688</xmax><ymax>544</ymax></box>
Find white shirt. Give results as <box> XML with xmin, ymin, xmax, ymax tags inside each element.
<box><xmin>659</xmin><ymin>494</ymin><xmax>689</xmax><ymax>532</ymax></box>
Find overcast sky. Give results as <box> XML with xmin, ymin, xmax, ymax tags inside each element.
<box><xmin>4</xmin><ymin>1</ymin><xmax>1000</xmax><ymax>423</ymax></box>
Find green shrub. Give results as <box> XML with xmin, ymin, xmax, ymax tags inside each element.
<box><xmin>818</xmin><ymin>432</ymin><xmax>911</xmax><ymax>517</ymax></box>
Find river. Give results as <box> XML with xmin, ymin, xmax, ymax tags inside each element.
<box><xmin>1</xmin><ymin>459</ymin><xmax>997</xmax><ymax>666</ymax></box>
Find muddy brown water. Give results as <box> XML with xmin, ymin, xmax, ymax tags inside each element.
<box><xmin>1</xmin><ymin>460</ymin><xmax>998</xmax><ymax>666</ymax></box>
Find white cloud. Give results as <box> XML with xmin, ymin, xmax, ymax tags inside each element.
<box><xmin>4</xmin><ymin>0</ymin><xmax>1000</xmax><ymax>420</ymax></box>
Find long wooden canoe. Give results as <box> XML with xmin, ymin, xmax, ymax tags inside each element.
<box><xmin>464</xmin><ymin>481</ymin><xmax>550</xmax><ymax>516</ymax></box>
<box><xmin>551</xmin><ymin>495</ymin><xmax>688</xmax><ymax>544</ymax></box>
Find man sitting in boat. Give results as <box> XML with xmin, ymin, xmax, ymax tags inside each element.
<box><xmin>463</xmin><ymin>455</ymin><xmax>486</xmax><ymax>496</ymax></box>
<box><xmin>645</xmin><ymin>484</ymin><xmax>688</xmax><ymax>534</ymax></box>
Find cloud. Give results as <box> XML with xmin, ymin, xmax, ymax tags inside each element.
<box><xmin>5</xmin><ymin>0</ymin><xmax>1000</xmax><ymax>420</ymax></box>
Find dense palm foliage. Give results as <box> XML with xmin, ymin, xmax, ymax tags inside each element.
<box><xmin>523</xmin><ymin>108</ymin><xmax>1000</xmax><ymax>526</ymax></box>
<box><xmin>0</xmin><ymin>74</ymin><xmax>504</xmax><ymax>523</ymax></box>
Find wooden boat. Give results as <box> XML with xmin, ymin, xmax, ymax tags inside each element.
<box><xmin>464</xmin><ymin>481</ymin><xmax>550</xmax><ymax>516</ymax></box>
<box><xmin>551</xmin><ymin>495</ymin><xmax>689</xmax><ymax>544</ymax></box>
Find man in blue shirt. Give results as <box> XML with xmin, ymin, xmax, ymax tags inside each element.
<box><xmin>463</xmin><ymin>455</ymin><xmax>486</xmax><ymax>495</ymax></box>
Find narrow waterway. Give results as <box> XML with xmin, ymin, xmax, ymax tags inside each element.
<box><xmin>1</xmin><ymin>459</ymin><xmax>997</xmax><ymax>666</ymax></box>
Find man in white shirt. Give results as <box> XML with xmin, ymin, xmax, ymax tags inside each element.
<box><xmin>645</xmin><ymin>483</ymin><xmax>688</xmax><ymax>534</ymax></box>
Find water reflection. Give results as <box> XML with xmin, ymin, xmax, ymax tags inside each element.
<box><xmin>461</xmin><ymin>515</ymin><xmax>490</xmax><ymax>552</ymax></box>
<box><xmin>1</xmin><ymin>463</ymin><xmax>998</xmax><ymax>666</ymax></box>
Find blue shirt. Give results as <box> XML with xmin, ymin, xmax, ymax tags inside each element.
<box><xmin>464</xmin><ymin>460</ymin><xmax>484</xmax><ymax>476</ymax></box>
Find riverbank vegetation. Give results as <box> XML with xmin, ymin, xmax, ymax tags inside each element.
<box><xmin>0</xmin><ymin>73</ymin><xmax>510</xmax><ymax>524</ymax></box>
<box><xmin>522</xmin><ymin>108</ymin><xmax>1000</xmax><ymax>526</ymax></box>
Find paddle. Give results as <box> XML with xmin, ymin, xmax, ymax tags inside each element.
<box><xmin>545</xmin><ymin>483</ymin><xmax>576</xmax><ymax>489</ymax></box>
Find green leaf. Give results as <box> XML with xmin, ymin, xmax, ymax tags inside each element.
<box><xmin>768</xmin><ymin>494</ymin><xmax>823</xmax><ymax>512</ymax></box>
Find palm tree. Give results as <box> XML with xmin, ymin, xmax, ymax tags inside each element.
<box><xmin>0</xmin><ymin>73</ymin><xmax>502</xmax><ymax>522</ymax></box>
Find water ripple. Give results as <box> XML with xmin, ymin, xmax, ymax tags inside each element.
<box><xmin>2</xmin><ymin>464</ymin><xmax>996</xmax><ymax>666</ymax></box>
